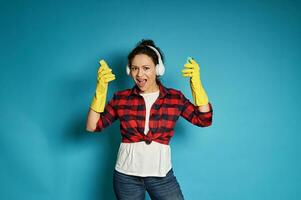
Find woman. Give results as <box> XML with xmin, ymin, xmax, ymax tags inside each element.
<box><xmin>86</xmin><ymin>39</ymin><xmax>213</xmax><ymax>200</ymax></box>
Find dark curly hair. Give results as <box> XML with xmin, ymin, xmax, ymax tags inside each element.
<box><xmin>127</xmin><ymin>39</ymin><xmax>165</xmax><ymax>68</ymax></box>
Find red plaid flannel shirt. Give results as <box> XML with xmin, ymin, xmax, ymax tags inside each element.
<box><xmin>94</xmin><ymin>80</ymin><xmax>213</xmax><ymax>145</ymax></box>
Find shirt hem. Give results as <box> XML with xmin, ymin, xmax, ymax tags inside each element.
<box><xmin>114</xmin><ymin>166</ymin><xmax>172</xmax><ymax>177</ymax></box>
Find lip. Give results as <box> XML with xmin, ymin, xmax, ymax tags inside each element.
<box><xmin>137</xmin><ymin>78</ymin><xmax>146</xmax><ymax>81</ymax></box>
<box><xmin>136</xmin><ymin>78</ymin><xmax>147</xmax><ymax>87</ymax></box>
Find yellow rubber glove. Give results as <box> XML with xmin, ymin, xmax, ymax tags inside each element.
<box><xmin>90</xmin><ymin>59</ymin><xmax>116</xmax><ymax>113</ymax></box>
<box><xmin>182</xmin><ymin>57</ymin><xmax>209</xmax><ymax>106</ymax></box>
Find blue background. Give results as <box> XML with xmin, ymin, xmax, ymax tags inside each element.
<box><xmin>1</xmin><ymin>0</ymin><xmax>300</xmax><ymax>199</ymax></box>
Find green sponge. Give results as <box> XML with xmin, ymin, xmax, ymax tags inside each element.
<box><xmin>187</xmin><ymin>56</ymin><xmax>194</xmax><ymax>63</ymax></box>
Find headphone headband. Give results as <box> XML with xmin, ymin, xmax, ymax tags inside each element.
<box><xmin>145</xmin><ymin>45</ymin><xmax>162</xmax><ymax>65</ymax></box>
<box><xmin>126</xmin><ymin>45</ymin><xmax>165</xmax><ymax>76</ymax></box>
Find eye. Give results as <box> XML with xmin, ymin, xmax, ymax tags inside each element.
<box><xmin>143</xmin><ymin>66</ymin><xmax>150</xmax><ymax>71</ymax></box>
<box><xmin>130</xmin><ymin>66</ymin><xmax>138</xmax><ymax>71</ymax></box>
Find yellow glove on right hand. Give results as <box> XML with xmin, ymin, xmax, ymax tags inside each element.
<box><xmin>182</xmin><ymin>57</ymin><xmax>209</xmax><ymax>106</ymax></box>
<box><xmin>90</xmin><ymin>59</ymin><xmax>116</xmax><ymax>113</ymax></box>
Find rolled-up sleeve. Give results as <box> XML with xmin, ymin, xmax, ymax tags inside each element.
<box><xmin>94</xmin><ymin>93</ymin><xmax>118</xmax><ymax>132</ymax></box>
<box><xmin>179</xmin><ymin>92</ymin><xmax>213</xmax><ymax>127</ymax></box>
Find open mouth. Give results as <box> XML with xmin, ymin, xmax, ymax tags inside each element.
<box><xmin>137</xmin><ymin>78</ymin><xmax>147</xmax><ymax>87</ymax></box>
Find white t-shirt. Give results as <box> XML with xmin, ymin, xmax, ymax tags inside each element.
<box><xmin>114</xmin><ymin>90</ymin><xmax>172</xmax><ymax>177</ymax></box>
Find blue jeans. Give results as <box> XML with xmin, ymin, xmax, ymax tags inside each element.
<box><xmin>113</xmin><ymin>168</ymin><xmax>185</xmax><ymax>200</ymax></box>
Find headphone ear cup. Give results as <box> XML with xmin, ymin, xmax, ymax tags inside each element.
<box><xmin>126</xmin><ymin>65</ymin><xmax>130</xmax><ymax>75</ymax></box>
<box><xmin>156</xmin><ymin>64</ymin><xmax>160</xmax><ymax>76</ymax></box>
<box><xmin>156</xmin><ymin>63</ymin><xmax>165</xmax><ymax>76</ymax></box>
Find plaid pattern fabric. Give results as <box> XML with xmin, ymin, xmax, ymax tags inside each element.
<box><xmin>95</xmin><ymin>80</ymin><xmax>213</xmax><ymax>145</ymax></box>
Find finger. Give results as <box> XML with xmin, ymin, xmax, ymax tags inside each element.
<box><xmin>99</xmin><ymin>59</ymin><xmax>109</xmax><ymax>68</ymax></box>
<box><xmin>187</xmin><ymin>56</ymin><xmax>197</xmax><ymax>63</ymax></box>
<box><xmin>98</xmin><ymin>68</ymin><xmax>112</xmax><ymax>76</ymax></box>
<box><xmin>182</xmin><ymin>69</ymin><xmax>193</xmax><ymax>74</ymax></box>
<box><xmin>184</xmin><ymin>63</ymin><xmax>194</xmax><ymax>69</ymax></box>
<box><xmin>98</xmin><ymin>65</ymin><xmax>111</xmax><ymax>74</ymax></box>
<box><xmin>98</xmin><ymin>65</ymin><xmax>106</xmax><ymax>74</ymax></box>
<box><xmin>105</xmin><ymin>77</ymin><xmax>116</xmax><ymax>83</ymax></box>
<box><xmin>104</xmin><ymin>75</ymin><xmax>116</xmax><ymax>83</ymax></box>
<box><xmin>189</xmin><ymin>58</ymin><xmax>199</xmax><ymax>66</ymax></box>
<box><xmin>182</xmin><ymin>71</ymin><xmax>193</xmax><ymax>75</ymax></box>
<box><xmin>182</xmin><ymin>71</ymin><xmax>193</xmax><ymax>76</ymax></box>
<box><xmin>100</xmin><ymin>73</ymin><xmax>115</xmax><ymax>82</ymax></box>
<box><xmin>97</xmin><ymin>60</ymin><xmax>110</xmax><ymax>73</ymax></box>
<box><xmin>182</xmin><ymin>73</ymin><xmax>193</xmax><ymax>77</ymax></box>
<box><xmin>98</xmin><ymin>71</ymin><xmax>112</xmax><ymax>81</ymax></box>
<box><xmin>103</xmin><ymin>73</ymin><xmax>115</xmax><ymax>79</ymax></box>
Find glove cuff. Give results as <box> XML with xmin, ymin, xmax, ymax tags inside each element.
<box><xmin>90</xmin><ymin>84</ymin><xmax>108</xmax><ymax>113</ymax></box>
<box><xmin>191</xmin><ymin>85</ymin><xmax>209</xmax><ymax>106</ymax></box>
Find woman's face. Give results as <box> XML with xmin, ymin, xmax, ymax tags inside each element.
<box><xmin>130</xmin><ymin>54</ymin><xmax>159</xmax><ymax>93</ymax></box>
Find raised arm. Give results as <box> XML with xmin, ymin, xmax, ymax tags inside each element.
<box><xmin>182</xmin><ymin>57</ymin><xmax>209</xmax><ymax>106</ymax></box>
<box><xmin>86</xmin><ymin>109</ymin><xmax>101</xmax><ymax>132</ymax></box>
<box><xmin>86</xmin><ymin>59</ymin><xmax>115</xmax><ymax>132</ymax></box>
<box><xmin>181</xmin><ymin>56</ymin><xmax>213</xmax><ymax>126</ymax></box>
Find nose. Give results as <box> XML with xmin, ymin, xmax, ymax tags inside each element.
<box><xmin>137</xmin><ymin>68</ymin><xmax>144</xmax><ymax>76</ymax></box>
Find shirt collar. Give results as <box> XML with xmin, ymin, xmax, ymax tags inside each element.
<box><xmin>130</xmin><ymin>79</ymin><xmax>169</xmax><ymax>98</ymax></box>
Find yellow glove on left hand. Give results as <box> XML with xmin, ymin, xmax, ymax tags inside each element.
<box><xmin>90</xmin><ymin>59</ymin><xmax>116</xmax><ymax>113</ymax></box>
<box><xmin>182</xmin><ymin>57</ymin><xmax>209</xmax><ymax>106</ymax></box>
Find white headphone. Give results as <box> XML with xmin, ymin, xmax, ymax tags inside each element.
<box><xmin>126</xmin><ymin>45</ymin><xmax>165</xmax><ymax>76</ymax></box>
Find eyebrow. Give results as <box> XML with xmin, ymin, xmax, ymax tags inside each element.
<box><xmin>131</xmin><ymin>65</ymin><xmax>151</xmax><ymax>67</ymax></box>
